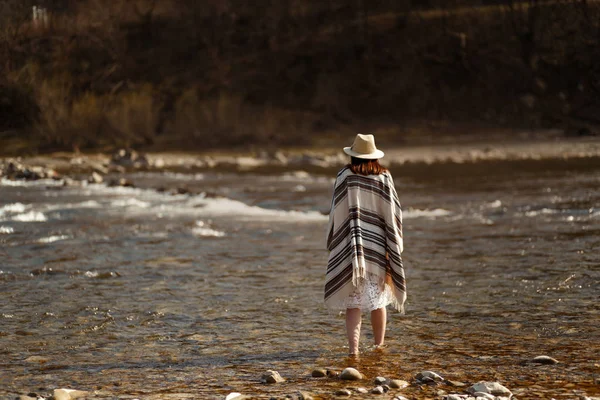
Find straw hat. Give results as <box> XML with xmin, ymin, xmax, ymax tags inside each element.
<box><xmin>343</xmin><ymin>134</ymin><xmax>384</xmax><ymax>159</ymax></box>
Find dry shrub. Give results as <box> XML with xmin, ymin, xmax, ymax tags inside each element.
<box><xmin>105</xmin><ymin>86</ymin><xmax>160</xmax><ymax>147</ymax></box>
<box><xmin>167</xmin><ymin>89</ymin><xmax>312</xmax><ymax>148</ymax></box>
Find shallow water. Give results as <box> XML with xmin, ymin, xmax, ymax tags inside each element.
<box><xmin>1</xmin><ymin>160</ymin><xmax>599</xmax><ymax>399</ymax></box>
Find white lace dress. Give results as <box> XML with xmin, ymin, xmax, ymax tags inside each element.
<box><xmin>344</xmin><ymin>272</ymin><xmax>394</xmax><ymax>311</ymax></box>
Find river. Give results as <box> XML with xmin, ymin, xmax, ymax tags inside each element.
<box><xmin>1</xmin><ymin>158</ymin><xmax>599</xmax><ymax>399</ymax></box>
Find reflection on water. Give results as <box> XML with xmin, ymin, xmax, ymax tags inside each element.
<box><xmin>1</xmin><ymin>162</ymin><xmax>599</xmax><ymax>399</ymax></box>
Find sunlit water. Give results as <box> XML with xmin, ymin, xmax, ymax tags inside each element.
<box><xmin>1</xmin><ymin>160</ymin><xmax>599</xmax><ymax>399</ymax></box>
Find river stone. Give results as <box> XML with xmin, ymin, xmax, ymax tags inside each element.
<box><xmin>335</xmin><ymin>389</ymin><xmax>352</xmax><ymax>396</ymax></box>
<box><xmin>311</xmin><ymin>368</ymin><xmax>327</xmax><ymax>377</ymax></box>
<box><xmin>371</xmin><ymin>386</ymin><xmax>385</xmax><ymax>394</ymax></box>
<box><xmin>340</xmin><ymin>367</ymin><xmax>362</xmax><ymax>380</ymax></box>
<box><xmin>472</xmin><ymin>392</ymin><xmax>495</xmax><ymax>400</ymax></box>
<box><xmin>88</xmin><ymin>172</ymin><xmax>103</xmax><ymax>184</ymax></box>
<box><xmin>531</xmin><ymin>355</ymin><xmax>559</xmax><ymax>364</ymax></box>
<box><xmin>393</xmin><ymin>397</ymin><xmax>410</xmax><ymax>400</ymax></box>
<box><xmin>467</xmin><ymin>381</ymin><xmax>512</xmax><ymax>396</ymax></box>
<box><xmin>298</xmin><ymin>391</ymin><xmax>315</xmax><ymax>400</ymax></box>
<box><xmin>53</xmin><ymin>389</ymin><xmax>89</xmax><ymax>400</ymax></box>
<box><xmin>389</xmin><ymin>379</ymin><xmax>409</xmax><ymax>389</ymax></box>
<box><xmin>444</xmin><ymin>395</ymin><xmax>466</xmax><ymax>400</ymax></box>
<box><xmin>225</xmin><ymin>393</ymin><xmax>242</xmax><ymax>400</ymax></box>
<box><xmin>261</xmin><ymin>370</ymin><xmax>284</xmax><ymax>384</ymax></box>
<box><xmin>326</xmin><ymin>369</ymin><xmax>339</xmax><ymax>378</ymax></box>
<box><xmin>416</xmin><ymin>371</ymin><xmax>444</xmax><ymax>382</ymax></box>
<box><xmin>374</xmin><ymin>376</ymin><xmax>387</xmax><ymax>384</ymax></box>
<box><xmin>446</xmin><ymin>380</ymin><xmax>467</xmax><ymax>387</ymax></box>
<box><xmin>356</xmin><ymin>387</ymin><xmax>368</xmax><ymax>393</ymax></box>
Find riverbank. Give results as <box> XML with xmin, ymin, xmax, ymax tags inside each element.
<box><xmin>2</xmin><ymin>135</ymin><xmax>600</xmax><ymax>184</ymax></box>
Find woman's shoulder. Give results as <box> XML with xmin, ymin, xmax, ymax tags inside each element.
<box><xmin>336</xmin><ymin>165</ymin><xmax>352</xmax><ymax>179</ymax></box>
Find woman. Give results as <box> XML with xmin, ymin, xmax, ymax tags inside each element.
<box><xmin>325</xmin><ymin>134</ymin><xmax>406</xmax><ymax>355</ymax></box>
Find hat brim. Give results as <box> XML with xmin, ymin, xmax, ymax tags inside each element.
<box><xmin>343</xmin><ymin>147</ymin><xmax>384</xmax><ymax>159</ymax></box>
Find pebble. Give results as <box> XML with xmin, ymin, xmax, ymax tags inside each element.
<box><xmin>446</xmin><ymin>380</ymin><xmax>467</xmax><ymax>387</ymax></box>
<box><xmin>467</xmin><ymin>381</ymin><xmax>512</xmax><ymax>397</ymax></box>
<box><xmin>531</xmin><ymin>355</ymin><xmax>559</xmax><ymax>365</ymax></box>
<box><xmin>340</xmin><ymin>367</ymin><xmax>362</xmax><ymax>380</ymax></box>
<box><xmin>335</xmin><ymin>389</ymin><xmax>352</xmax><ymax>396</ymax></box>
<box><xmin>53</xmin><ymin>388</ymin><xmax>89</xmax><ymax>400</ymax></box>
<box><xmin>393</xmin><ymin>397</ymin><xmax>410</xmax><ymax>400</ymax></box>
<box><xmin>389</xmin><ymin>379</ymin><xmax>409</xmax><ymax>389</ymax></box>
<box><xmin>311</xmin><ymin>368</ymin><xmax>327</xmax><ymax>378</ymax></box>
<box><xmin>297</xmin><ymin>391</ymin><xmax>315</xmax><ymax>400</ymax></box>
<box><xmin>416</xmin><ymin>370</ymin><xmax>444</xmax><ymax>383</ymax></box>
<box><xmin>326</xmin><ymin>369</ymin><xmax>339</xmax><ymax>378</ymax></box>
<box><xmin>88</xmin><ymin>172</ymin><xmax>103</xmax><ymax>184</ymax></box>
<box><xmin>355</xmin><ymin>387</ymin><xmax>368</xmax><ymax>393</ymax></box>
<box><xmin>374</xmin><ymin>376</ymin><xmax>387</xmax><ymax>384</ymax></box>
<box><xmin>371</xmin><ymin>386</ymin><xmax>385</xmax><ymax>394</ymax></box>
<box><xmin>261</xmin><ymin>370</ymin><xmax>284</xmax><ymax>384</ymax></box>
<box><xmin>225</xmin><ymin>393</ymin><xmax>243</xmax><ymax>400</ymax></box>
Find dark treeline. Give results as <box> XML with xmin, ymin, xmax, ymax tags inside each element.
<box><xmin>0</xmin><ymin>0</ymin><xmax>599</xmax><ymax>153</ymax></box>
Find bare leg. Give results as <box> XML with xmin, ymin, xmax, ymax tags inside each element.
<box><xmin>371</xmin><ymin>307</ymin><xmax>386</xmax><ymax>346</ymax></box>
<box><xmin>345</xmin><ymin>308</ymin><xmax>362</xmax><ymax>355</ymax></box>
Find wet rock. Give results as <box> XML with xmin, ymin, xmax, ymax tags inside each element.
<box><xmin>334</xmin><ymin>389</ymin><xmax>352</xmax><ymax>396</ymax></box>
<box><xmin>467</xmin><ymin>381</ymin><xmax>512</xmax><ymax>397</ymax></box>
<box><xmin>311</xmin><ymin>368</ymin><xmax>327</xmax><ymax>378</ymax></box>
<box><xmin>445</xmin><ymin>380</ymin><xmax>467</xmax><ymax>387</ymax></box>
<box><xmin>355</xmin><ymin>387</ymin><xmax>368</xmax><ymax>393</ymax></box>
<box><xmin>19</xmin><ymin>394</ymin><xmax>40</xmax><ymax>400</ymax></box>
<box><xmin>340</xmin><ymin>367</ymin><xmax>362</xmax><ymax>380</ymax></box>
<box><xmin>472</xmin><ymin>392</ymin><xmax>495</xmax><ymax>400</ymax></box>
<box><xmin>53</xmin><ymin>388</ymin><xmax>89</xmax><ymax>400</ymax></box>
<box><xmin>88</xmin><ymin>172</ymin><xmax>103</xmax><ymax>184</ymax></box>
<box><xmin>374</xmin><ymin>376</ymin><xmax>387</xmax><ymax>384</ymax></box>
<box><xmin>371</xmin><ymin>386</ymin><xmax>384</xmax><ymax>394</ymax></box>
<box><xmin>108</xmin><ymin>178</ymin><xmax>134</xmax><ymax>188</ymax></box>
<box><xmin>389</xmin><ymin>379</ymin><xmax>409</xmax><ymax>389</ymax></box>
<box><xmin>416</xmin><ymin>371</ymin><xmax>444</xmax><ymax>383</ymax></box>
<box><xmin>443</xmin><ymin>395</ymin><xmax>467</xmax><ymax>400</ymax></box>
<box><xmin>297</xmin><ymin>391</ymin><xmax>315</xmax><ymax>400</ymax></box>
<box><xmin>87</xmin><ymin>161</ymin><xmax>109</xmax><ymax>175</ymax></box>
<box><xmin>530</xmin><ymin>355</ymin><xmax>559</xmax><ymax>365</ymax></box>
<box><xmin>382</xmin><ymin>384</ymin><xmax>390</xmax><ymax>392</ymax></box>
<box><xmin>110</xmin><ymin>148</ymin><xmax>149</xmax><ymax>169</ymax></box>
<box><xmin>261</xmin><ymin>370</ymin><xmax>284</xmax><ymax>384</ymax></box>
<box><xmin>153</xmin><ymin>158</ymin><xmax>166</xmax><ymax>169</ymax></box>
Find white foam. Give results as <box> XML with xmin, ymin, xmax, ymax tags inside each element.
<box><xmin>38</xmin><ymin>235</ymin><xmax>69</xmax><ymax>243</ymax></box>
<box><xmin>486</xmin><ymin>200</ymin><xmax>502</xmax><ymax>208</ymax></box>
<box><xmin>110</xmin><ymin>198</ymin><xmax>151</xmax><ymax>208</ymax></box>
<box><xmin>523</xmin><ymin>208</ymin><xmax>558</xmax><ymax>217</ymax></box>
<box><xmin>192</xmin><ymin>220</ymin><xmax>226</xmax><ymax>237</ymax></box>
<box><xmin>403</xmin><ymin>208</ymin><xmax>452</xmax><ymax>219</ymax></box>
<box><xmin>0</xmin><ymin>203</ymin><xmax>27</xmax><ymax>214</ymax></box>
<box><xmin>192</xmin><ymin>227</ymin><xmax>226</xmax><ymax>237</ymax></box>
<box><xmin>12</xmin><ymin>211</ymin><xmax>47</xmax><ymax>222</ymax></box>
<box><xmin>0</xmin><ymin>178</ymin><xmax>63</xmax><ymax>187</ymax></box>
<box><xmin>0</xmin><ymin>226</ymin><xmax>14</xmax><ymax>234</ymax></box>
<box><xmin>188</xmin><ymin>196</ymin><xmax>328</xmax><ymax>222</ymax></box>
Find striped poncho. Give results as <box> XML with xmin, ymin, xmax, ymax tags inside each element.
<box><xmin>325</xmin><ymin>166</ymin><xmax>406</xmax><ymax>312</ymax></box>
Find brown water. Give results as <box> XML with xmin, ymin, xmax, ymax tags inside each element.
<box><xmin>1</xmin><ymin>159</ymin><xmax>599</xmax><ymax>399</ymax></box>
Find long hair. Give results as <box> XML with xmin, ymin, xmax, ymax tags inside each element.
<box><xmin>349</xmin><ymin>157</ymin><xmax>388</xmax><ymax>176</ymax></box>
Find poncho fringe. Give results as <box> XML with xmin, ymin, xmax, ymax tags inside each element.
<box><xmin>325</xmin><ymin>166</ymin><xmax>406</xmax><ymax>313</ymax></box>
